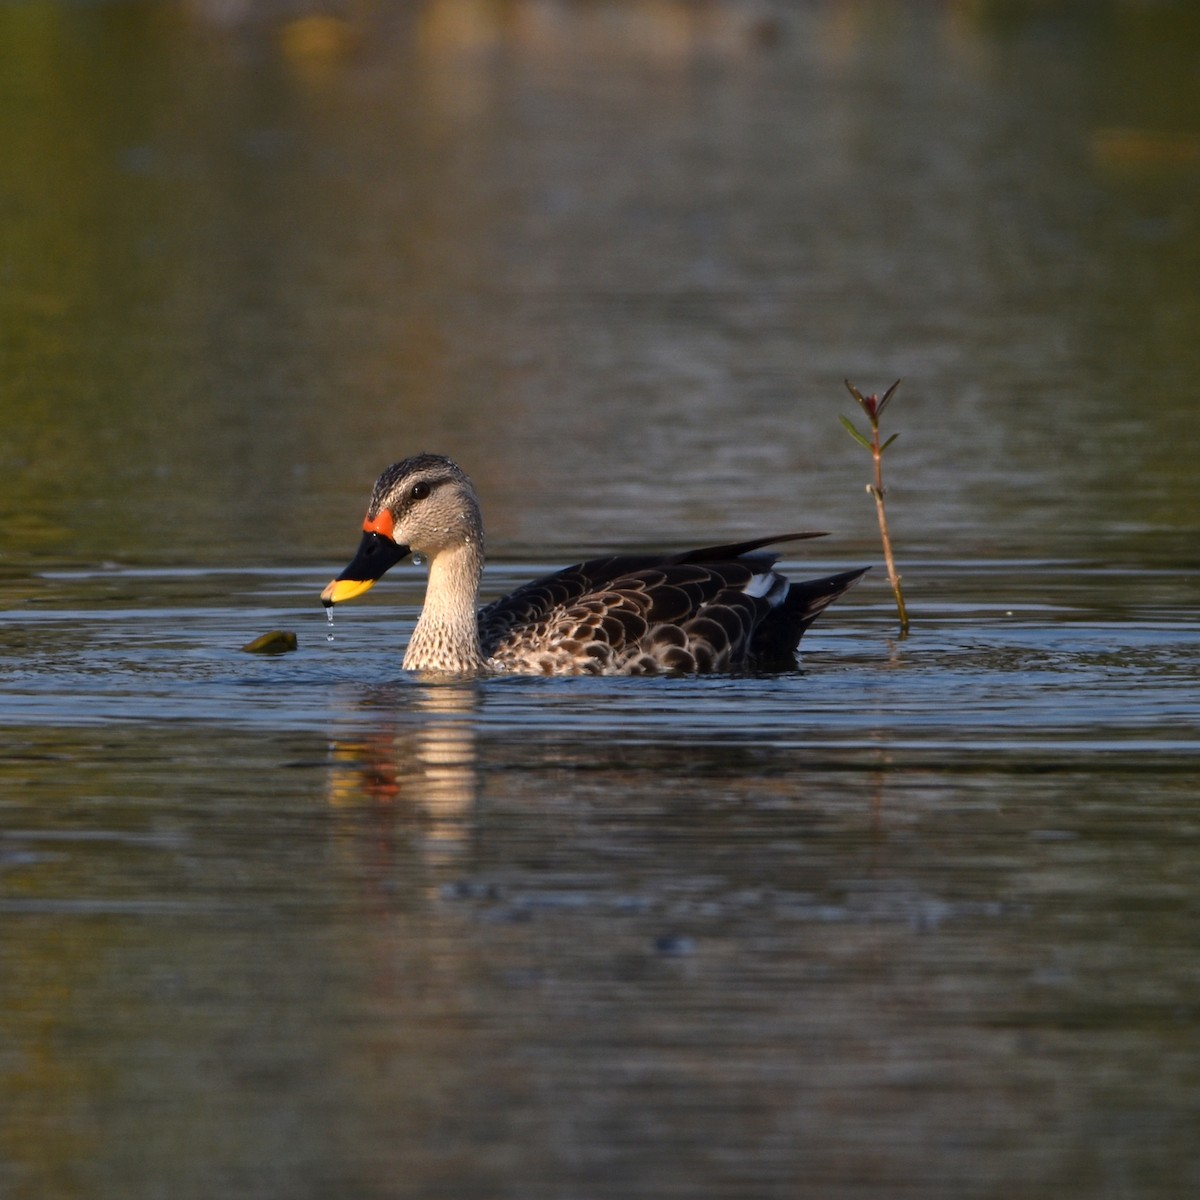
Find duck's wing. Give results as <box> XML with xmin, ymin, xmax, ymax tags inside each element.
<box><xmin>664</xmin><ymin>531</ymin><xmax>827</xmax><ymax>565</ymax></box>
<box><xmin>477</xmin><ymin>534</ymin><xmax>821</xmax><ymax>651</ymax></box>
<box><xmin>478</xmin><ymin>534</ymin><xmax>860</xmax><ymax>674</ymax></box>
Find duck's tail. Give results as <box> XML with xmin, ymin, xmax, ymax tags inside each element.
<box><xmin>751</xmin><ymin>567</ymin><xmax>870</xmax><ymax>669</ymax></box>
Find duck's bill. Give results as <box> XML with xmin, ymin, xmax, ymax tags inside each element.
<box><xmin>320</xmin><ymin>532</ymin><xmax>411</xmax><ymax>607</ymax></box>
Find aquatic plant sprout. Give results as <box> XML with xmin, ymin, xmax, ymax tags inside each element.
<box><xmin>841</xmin><ymin>379</ymin><xmax>909</xmax><ymax>634</ymax></box>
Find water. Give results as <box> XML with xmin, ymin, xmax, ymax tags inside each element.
<box><xmin>3</xmin><ymin>557</ymin><xmax>1197</xmax><ymax>1196</ymax></box>
<box><xmin>3</xmin><ymin>3</ymin><xmax>1200</xmax><ymax>1198</ymax></box>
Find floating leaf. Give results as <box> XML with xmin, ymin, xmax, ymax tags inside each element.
<box><xmin>240</xmin><ymin>630</ymin><xmax>298</xmax><ymax>654</ymax></box>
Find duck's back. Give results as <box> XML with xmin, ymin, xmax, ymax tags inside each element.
<box><xmin>477</xmin><ymin>537</ymin><xmax>866</xmax><ymax>675</ymax></box>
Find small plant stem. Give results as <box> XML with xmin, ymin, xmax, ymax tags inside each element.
<box><xmin>868</xmin><ymin>428</ymin><xmax>909</xmax><ymax>634</ymax></box>
<box><xmin>841</xmin><ymin>379</ymin><xmax>909</xmax><ymax>635</ymax></box>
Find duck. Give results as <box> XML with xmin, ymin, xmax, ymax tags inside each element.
<box><xmin>320</xmin><ymin>454</ymin><xmax>867</xmax><ymax>675</ymax></box>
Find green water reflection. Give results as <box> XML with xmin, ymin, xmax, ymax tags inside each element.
<box><xmin>2</xmin><ymin>0</ymin><xmax>1199</xmax><ymax>569</ymax></box>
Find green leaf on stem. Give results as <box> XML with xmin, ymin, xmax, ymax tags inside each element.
<box><xmin>880</xmin><ymin>432</ymin><xmax>900</xmax><ymax>453</ymax></box>
<box><xmin>839</xmin><ymin>414</ymin><xmax>874</xmax><ymax>451</ymax></box>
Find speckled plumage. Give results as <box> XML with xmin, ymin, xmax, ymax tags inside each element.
<box><xmin>323</xmin><ymin>455</ymin><xmax>866</xmax><ymax>676</ymax></box>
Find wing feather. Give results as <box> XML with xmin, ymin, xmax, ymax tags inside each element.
<box><xmin>478</xmin><ymin>537</ymin><xmax>862</xmax><ymax>673</ymax></box>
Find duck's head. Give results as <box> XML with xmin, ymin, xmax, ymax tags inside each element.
<box><xmin>320</xmin><ymin>454</ymin><xmax>483</xmax><ymax>607</ymax></box>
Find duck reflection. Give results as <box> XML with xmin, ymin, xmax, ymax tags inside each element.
<box><xmin>326</xmin><ymin>681</ymin><xmax>481</xmax><ymax>877</ymax></box>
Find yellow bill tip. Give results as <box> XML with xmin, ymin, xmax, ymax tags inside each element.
<box><xmin>320</xmin><ymin>577</ymin><xmax>377</xmax><ymax>606</ymax></box>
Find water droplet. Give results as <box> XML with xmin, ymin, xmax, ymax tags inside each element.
<box><xmin>325</xmin><ymin>606</ymin><xmax>335</xmax><ymax>641</ymax></box>
<box><xmin>412</xmin><ymin>553</ymin><xmax>424</xmax><ymax>566</ymax></box>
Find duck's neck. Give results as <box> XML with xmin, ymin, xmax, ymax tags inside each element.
<box><xmin>404</xmin><ymin>540</ymin><xmax>486</xmax><ymax>673</ymax></box>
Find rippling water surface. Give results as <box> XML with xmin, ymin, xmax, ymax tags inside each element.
<box><xmin>3</xmin><ymin>556</ymin><xmax>1198</xmax><ymax>1197</ymax></box>
<box><xmin>3</xmin><ymin>2</ymin><xmax>1200</xmax><ymax>1197</ymax></box>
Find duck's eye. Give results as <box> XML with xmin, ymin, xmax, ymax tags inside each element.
<box><xmin>410</xmin><ymin>481</ymin><xmax>431</xmax><ymax>501</ymax></box>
